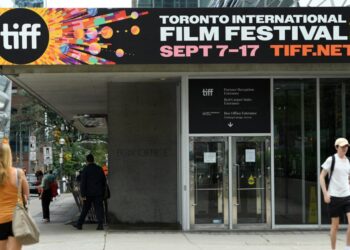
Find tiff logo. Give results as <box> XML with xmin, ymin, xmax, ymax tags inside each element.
<box><xmin>0</xmin><ymin>23</ymin><xmax>41</xmax><ymax>50</ymax></box>
<box><xmin>202</xmin><ymin>88</ymin><xmax>214</xmax><ymax>96</ymax></box>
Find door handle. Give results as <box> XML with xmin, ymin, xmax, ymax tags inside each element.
<box><xmin>234</xmin><ymin>163</ymin><xmax>240</xmax><ymax>206</ymax></box>
<box><xmin>192</xmin><ymin>164</ymin><xmax>198</xmax><ymax>207</ymax></box>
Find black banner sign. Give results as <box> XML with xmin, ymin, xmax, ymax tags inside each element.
<box><xmin>189</xmin><ymin>79</ymin><xmax>271</xmax><ymax>134</ymax></box>
<box><xmin>1</xmin><ymin>8</ymin><xmax>350</xmax><ymax>65</ymax></box>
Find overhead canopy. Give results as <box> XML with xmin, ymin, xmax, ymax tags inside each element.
<box><xmin>4</xmin><ymin>66</ymin><xmax>182</xmax><ymax>134</ymax></box>
<box><xmin>3</xmin><ymin>62</ymin><xmax>350</xmax><ymax>134</ymax></box>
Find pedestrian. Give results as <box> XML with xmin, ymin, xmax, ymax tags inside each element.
<box><xmin>102</xmin><ymin>162</ymin><xmax>108</xmax><ymax>176</ymax></box>
<box><xmin>320</xmin><ymin>138</ymin><xmax>350</xmax><ymax>250</ymax></box>
<box><xmin>35</xmin><ymin>170</ymin><xmax>44</xmax><ymax>195</ymax></box>
<box><xmin>74</xmin><ymin>154</ymin><xmax>106</xmax><ymax>230</ymax></box>
<box><xmin>35</xmin><ymin>170</ymin><xmax>44</xmax><ymax>183</ymax></box>
<box><xmin>0</xmin><ymin>140</ymin><xmax>29</xmax><ymax>250</ymax></box>
<box><xmin>40</xmin><ymin>170</ymin><xmax>55</xmax><ymax>223</ymax></box>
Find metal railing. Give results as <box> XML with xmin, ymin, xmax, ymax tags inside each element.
<box><xmin>70</xmin><ymin>178</ymin><xmax>109</xmax><ymax>224</ymax></box>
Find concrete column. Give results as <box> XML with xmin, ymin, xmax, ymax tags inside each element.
<box><xmin>107</xmin><ymin>81</ymin><xmax>178</xmax><ymax>226</ymax></box>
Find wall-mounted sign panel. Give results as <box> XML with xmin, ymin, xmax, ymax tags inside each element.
<box><xmin>43</xmin><ymin>146</ymin><xmax>53</xmax><ymax>165</ymax></box>
<box><xmin>189</xmin><ymin>79</ymin><xmax>271</xmax><ymax>134</ymax></box>
<box><xmin>29</xmin><ymin>136</ymin><xmax>36</xmax><ymax>152</ymax></box>
<box><xmin>0</xmin><ymin>8</ymin><xmax>350</xmax><ymax>65</ymax></box>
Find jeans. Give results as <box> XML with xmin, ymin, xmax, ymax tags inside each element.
<box><xmin>41</xmin><ymin>189</ymin><xmax>52</xmax><ymax>220</ymax></box>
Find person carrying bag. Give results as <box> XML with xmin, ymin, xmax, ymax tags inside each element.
<box><xmin>0</xmin><ymin>139</ymin><xmax>38</xmax><ymax>250</ymax></box>
<box><xmin>12</xmin><ymin>168</ymin><xmax>40</xmax><ymax>245</ymax></box>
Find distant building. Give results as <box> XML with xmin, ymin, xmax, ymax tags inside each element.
<box><xmin>0</xmin><ymin>77</ymin><xmax>11</xmax><ymax>141</ymax></box>
<box><xmin>134</xmin><ymin>0</ymin><xmax>295</xmax><ymax>7</ymax></box>
<box><xmin>135</xmin><ymin>0</ymin><xmax>349</xmax><ymax>7</ymax></box>
<box><xmin>14</xmin><ymin>0</ymin><xmax>43</xmax><ymax>7</ymax></box>
<box><xmin>136</xmin><ymin>0</ymin><xmax>198</xmax><ymax>7</ymax></box>
<box><xmin>208</xmin><ymin>0</ymin><xmax>294</xmax><ymax>7</ymax></box>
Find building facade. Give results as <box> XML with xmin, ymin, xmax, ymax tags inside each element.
<box><xmin>15</xmin><ymin>0</ymin><xmax>43</xmax><ymax>7</ymax></box>
<box><xmin>182</xmin><ymin>76</ymin><xmax>350</xmax><ymax>229</ymax></box>
<box><xmin>1</xmin><ymin>5</ymin><xmax>350</xmax><ymax>231</ymax></box>
<box><xmin>136</xmin><ymin>0</ymin><xmax>199</xmax><ymax>7</ymax></box>
<box><xmin>130</xmin><ymin>0</ymin><xmax>350</xmax><ymax>229</ymax></box>
<box><xmin>135</xmin><ymin>0</ymin><xmax>350</xmax><ymax>8</ymax></box>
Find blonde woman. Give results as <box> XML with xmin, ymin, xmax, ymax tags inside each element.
<box><xmin>0</xmin><ymin>140</ymin><xmax>29</xmax><ymax>250</ymax></box>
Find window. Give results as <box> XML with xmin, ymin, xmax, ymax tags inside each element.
<box><xmin>320</xmin><ymin>78</ymin><xmax>350</xmax><ymax>223</ymax></box>
<box><xmin>274</xmin><ymin>79</ymin><xmax>317</xmax><ymax>224</ymax></box>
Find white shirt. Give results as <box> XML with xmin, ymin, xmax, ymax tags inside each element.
<box><xmin>322</xmin><ymin>154</ymin><xmax>350</xmax><ymax>197</ymax></box>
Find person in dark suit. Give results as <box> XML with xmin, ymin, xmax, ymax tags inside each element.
<box><xmin>74</xmin><ymin>154</ymin><xmax>106</xmax><ymax>230</ymax></box>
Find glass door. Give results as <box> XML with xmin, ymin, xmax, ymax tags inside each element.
<box><xmin>189</xmin><ymin>137</ymin><xmax>229</xmax><ymax>228</ymax></box>
<box><xmin>232</xmin><ymin>137</ymin><xmax>271</xmax><ymax>227</ymax></box>
<box><xmin>189</xmin><ymin>136</ymin><xmax>271</xmax><ymax>229</ymax></box>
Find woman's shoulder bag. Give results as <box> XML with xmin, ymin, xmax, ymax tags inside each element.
<box><xmin>12</xmin><ymin>168</ymin><xmax>40</xmax><ymax>245</ymax></box>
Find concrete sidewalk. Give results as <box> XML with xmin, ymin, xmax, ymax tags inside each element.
<box><xmin>23</xmin><ymin>194</ymin><xmax>342</xmax><ymax>250</ymax></box>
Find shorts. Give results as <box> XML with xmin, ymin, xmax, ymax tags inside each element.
<box><xmin>329</xmin><ymin>196</ymin><xmax>350</xmax><ymax>218</ymax></box>
<box><xmin>0</xmin><ymin>221</ymin><xmax>14</xmax><ymax>240</ymax></box>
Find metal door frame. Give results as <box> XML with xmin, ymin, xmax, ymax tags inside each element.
<box><xmin>188</xmin><ymin>135</ymin><xmax>272</xmax><ymax>230</ymax></box>
<box><xmin>230</xmin><ymin>135</ymin><xmax>272</xmax><ymax>230</ymax></box>
<box><xmin>189</xmin><ymin>136</ymin><xmax>229</xmax><ymax>229</ymax></box>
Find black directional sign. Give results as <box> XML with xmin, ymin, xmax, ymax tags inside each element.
<box><xmin>189</xmin><ymin>79</ymin><xmax>271</xmax><ymax>134</ymax></box>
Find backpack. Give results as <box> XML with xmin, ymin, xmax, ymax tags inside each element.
<box><xmin>326</xmin><ymin>155</ymin><xmax>350</xmax><ymax>188</ymax></box>
<box><xmin>325</xmin><ymin>155</ymin><xmax>335</xmax><ymax>188</ymax></box>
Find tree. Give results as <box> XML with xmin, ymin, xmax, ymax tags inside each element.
<box><xmin>11</xmin><ymin>87</ymin><xmax>108</xmax><ymax>177</ymax></box>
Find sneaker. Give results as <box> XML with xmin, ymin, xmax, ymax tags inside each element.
<box><xmin>96</xmin><ymin>225</ymin><xmax>104</xmax><ymax>231</ymax></box>
<box><xmin>73</xmin><ymin>224</ymin><xmax>82</xmax><ymax>230</ymax></box>
<box><xmin>42</xmin><ymin>219</ymin><xmax>50</xmax><ymax>223</ymax></box>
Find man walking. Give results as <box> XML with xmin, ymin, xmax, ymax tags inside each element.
<box><xmin>320</xmin><ymin>138</ymin><xmax>350</xmax><ymax>250</ymax></box>
<box><xmin>74</xmin><ymin>154</ymin><xmax>106</xmax><ymax>230</ymax></box>
<box><xmin>40</xmin><ymin>170</ymin><xmax>55</xmax><ymax>223</ymax></box>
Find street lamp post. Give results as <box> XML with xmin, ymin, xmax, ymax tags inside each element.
<box><xmin>59</xmin><ymin>138</ymin><xmax>65</xmax><ymax>194</ymax></box>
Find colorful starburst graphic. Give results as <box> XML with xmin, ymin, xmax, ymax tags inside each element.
<box><xmin>0</xmin><ymin>8</ymin><xmax>148</xmax><ymax>65</ymax></box>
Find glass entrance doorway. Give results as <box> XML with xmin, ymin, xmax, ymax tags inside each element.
<box><xmin>189</xmin><ymin>137</ymin><xmax>229</xmax><ymax>228</ymax></box>
<box><xmin>190</xmin><ymin>136</ymin><xmax>271</xmax><ymax>229</ymax></box>
<box><xmin>232</xmin><ymin>137</ymin><xmax>271</xmax><ymax>227</ymax></box>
